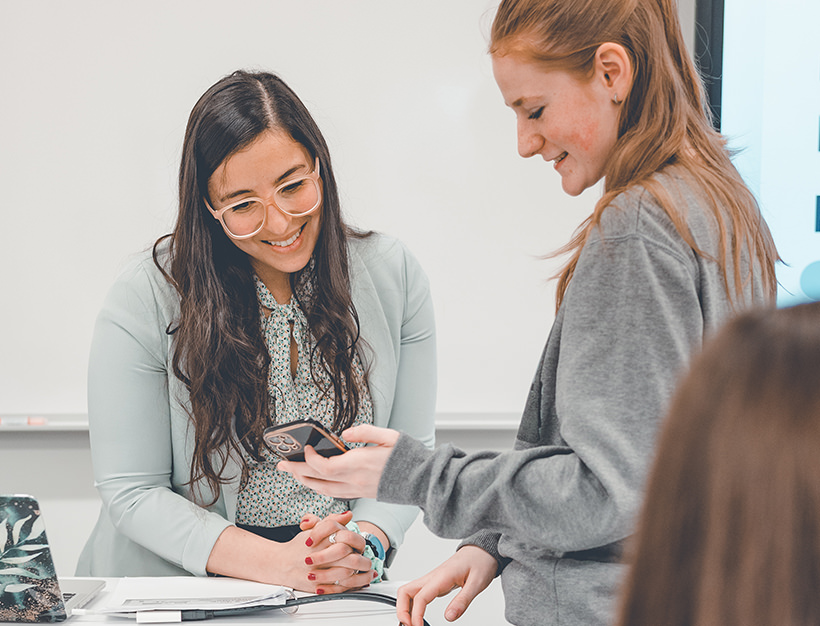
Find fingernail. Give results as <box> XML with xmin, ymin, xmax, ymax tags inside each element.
<box><xmin>305</xmin><ymin>537</ymin><xmax>313</xmax><ymax>547</ymax></box>
<box><xmin>307</xmin><ymin>573</ymin><xmax>316</xmax><ymax>581</ymax></box>
<box><xmin>372</xmin><ymin>570</ymin><xmax>378</xmax><ymax>578</ymax></box>
<box><xmin>305</xmin><ymin>557</ymin><xmax>313</xmax><ymax>565</ymax></box>
<box><xmin>301</xmin><ymin>517</ymin><xmax>310</xmax><ymax>524</ymax></box>
<box><xmin>316</xmin><ymin>588</ymin><xmax>325</xmax><ymax>595</ymax></box>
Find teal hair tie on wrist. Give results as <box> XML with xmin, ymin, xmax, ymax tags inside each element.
<box><xmin>346</xmin><ymin>521</ymin><xmax>385</xmax><ymax>582</ymax></box>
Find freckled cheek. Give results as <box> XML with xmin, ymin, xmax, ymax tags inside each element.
<box><xmin>567</xmin><ymin>117</ymin><xmax>600</xmax><ymax>155</ymax></box>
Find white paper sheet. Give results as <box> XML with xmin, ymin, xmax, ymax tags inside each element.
<box><xmin>82</xmin><ymin>577</ymin><xmax>291</xmax><ymax>614</ymax></box>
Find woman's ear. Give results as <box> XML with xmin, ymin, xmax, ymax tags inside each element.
<box><xmin>595</xmin><ymin>42</ymin><xmax>633</xmax><ymax>104</ymax></box>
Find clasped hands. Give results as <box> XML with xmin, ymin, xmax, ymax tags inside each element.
<box><xmin>279</xmin><ymin>425</ymin><xmax>397</xmax><ymax>593</ymax></box>
<box><xmin>294</xmin><ymin>510</ymin><xmax>376</xmax><ymax>593</ymax></box>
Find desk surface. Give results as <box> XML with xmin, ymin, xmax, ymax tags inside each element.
<box><xmin>65</xmin><ymin>578</ymin><xmax>403</xmax><ymax>626</ymax></box>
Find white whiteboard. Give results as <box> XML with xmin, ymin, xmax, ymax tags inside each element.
<box><xmin>1</xmin><ymin>0</ymin><xmax>627</xmax><ymax>419</ymax></box>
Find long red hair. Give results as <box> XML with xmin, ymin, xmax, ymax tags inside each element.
<box><xmin>490</xmin><ymin>0</ymin><xmax>778</xmax><ymax>311</ymax></box>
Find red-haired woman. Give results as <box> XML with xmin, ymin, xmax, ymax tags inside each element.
<box><xmin>280</xmin><ymin>0</ymin><xmax>779</xmax><ymax>624</ymax></box>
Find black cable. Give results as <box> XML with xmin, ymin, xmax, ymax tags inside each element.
<box><xmin>285</xmin><ymin>591</ymin><xmax>399</xmax><ymax>609</ymax></box>
<box><xmin>179</xmin><ymin>591</ymin><xmax>430</xmax><ymax>626</ymax></box>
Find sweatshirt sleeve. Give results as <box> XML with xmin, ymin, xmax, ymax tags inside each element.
<box><xmin>378</xmin><ymin>221</ymin><xmax>703</xmax><ymax>552</ymax></box>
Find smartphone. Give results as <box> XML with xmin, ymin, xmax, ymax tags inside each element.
<box><xmin>263</xmin><ymin>419</ymin><xmax>349</xmax><ymax>462</ymax></box>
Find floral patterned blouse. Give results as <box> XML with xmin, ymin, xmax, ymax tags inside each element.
<box><xmin>234</xmin><ymin>277</ymin><xmax>374</xmax><ymax>528</ymax></box>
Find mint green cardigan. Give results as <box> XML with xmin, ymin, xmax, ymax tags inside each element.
<box><xmin>76</xmin><ymin>233</ymin><xmax>436</xmax><ymax>577</ymax></box>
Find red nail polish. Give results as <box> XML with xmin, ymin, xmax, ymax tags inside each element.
<box><xmin>372</xmin><ymin>570</ymin><xmax>378</xmax><ymax>578</ymax></box>
<box><xmin>305</xmin><ymin>537</ymin><xmax>313</xmax><ymax>547</ymax></box>
<box><xmin>316</xmin><ymin>588</ymin><xmax>325</xmax><ymax>595</ymax></box>
<box><xmin>305</xmin><ymin>557</ymin><xmax>313</xmax><ymax>565</ymax></box>
<box><xmin>307</xmin><ymin>573</ymin><xmax>316</xmax><ymax>581</ymax></box>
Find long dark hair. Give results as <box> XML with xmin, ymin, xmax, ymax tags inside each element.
<box><xmin>490</xmin><ymin>0</ymin><xmax>778</xmax><ymax>311</ymax></box>
<box><xmin>616</xmin><ymin>301</ymin><xmax>820</xmax><ymax>626</ymax></box>
<box><xmin>154</xmin><ymin>70</ymin><xmax>368</xmax><ymax>501</ymax></box>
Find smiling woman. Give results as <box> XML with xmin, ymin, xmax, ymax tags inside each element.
<box><xmin>74</xmin><ymin>70</ymin><xmax>437</xmax><ymax>595</ymax></box>
<box><xmin>205</xmin><ymin>131</ymin><xmax>324</xmax><ymax>300</ymax></box>
<box><xmin>491</xmin><ymin>48</ymin><xmax>624</xmax><ymax>196</ymax></box>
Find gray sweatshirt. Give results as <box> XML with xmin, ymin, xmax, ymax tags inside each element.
<box><xmin>379</xmin><ymin>167</ymin><xmax>771</xmax><ymax>625</ymax></box>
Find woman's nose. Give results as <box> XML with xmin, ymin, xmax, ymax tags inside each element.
<box><xmin>264</xmin><ymin>202</ymin><xmax>292</xmax><ymax>233</ymax></box>
<box><xmin>517</xmin><ymin>123</ymin><xmax>544</xmax><ymax>159</ymax></box>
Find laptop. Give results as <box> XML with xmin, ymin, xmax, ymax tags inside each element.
<box><xmin>0</xmin><ymin>495</ymin><xmax>105</xmax><ymax>622</ymax></box>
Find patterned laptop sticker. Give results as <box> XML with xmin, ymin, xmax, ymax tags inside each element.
<box><xmin>0</xmin><ymin>496</ymin><xmax>66</xmax><ymax>622</ymax></box>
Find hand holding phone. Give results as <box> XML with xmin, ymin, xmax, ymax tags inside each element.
<box><xmin>263</xmin><ymin>419</ymin><xmax>349</xmax><ymax>462</ymax></box>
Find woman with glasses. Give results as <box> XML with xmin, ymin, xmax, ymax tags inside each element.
<box><xmin>76</xmin><ymin>70</ymin><xmax>436</xmax><ymax>594</ymax></box>
<box><xmin>278</xmin><ymin>0</ymin><xmax>780</xmax><ymax>624</ymax></box>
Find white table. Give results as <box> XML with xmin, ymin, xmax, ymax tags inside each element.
<box><xmin>65</xmin><ymin>578</ymin><xmax>405</xmax><ymax>626</ymax></box>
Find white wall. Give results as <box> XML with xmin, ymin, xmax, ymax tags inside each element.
<box><xmin>0</xmin><ymin>0</ymin><xmax>694</xmax><ymax>417</ymax></box>
<box><xmin>0</xmin><ymin>0</ymin><xmax>588</xmax><ymax>420</ymax></box>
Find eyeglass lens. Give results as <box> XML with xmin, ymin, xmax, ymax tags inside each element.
<box><xmin>223</xmin><ymin>177</ymin><xmax>320</xmax><ymax>237</ymax></box>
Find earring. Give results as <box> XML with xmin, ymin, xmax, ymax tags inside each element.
<box><xmin>612</xmin><ymin>94</ymin><xmax>621</xmax><ymax>105</ymax></box>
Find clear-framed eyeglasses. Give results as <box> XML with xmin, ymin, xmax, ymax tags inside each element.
<box><xmin>205</xmin><ymin>158</ymin><xmax>322</xmax><ymax>239</ymax></box>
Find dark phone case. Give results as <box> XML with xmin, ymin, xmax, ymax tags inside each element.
<box><xmin>0</xmin><ymin>496</ymin><xmax>67</xmax><ymax>623</ymax></box>
<box><xmin>263</xmin><ymin>419</ymin><xmax>349</xmax><ymax>462</ymax></box>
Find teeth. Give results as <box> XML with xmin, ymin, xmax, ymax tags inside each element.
<box><xmin>268</xmin><ymin>226</ymin><xmax>302</xmax><ymax>247</ymax></box>
<box><xmin>555</xmin><ymin>152</ymin><xmax>568</xmax><ymax>163</ymax></box>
